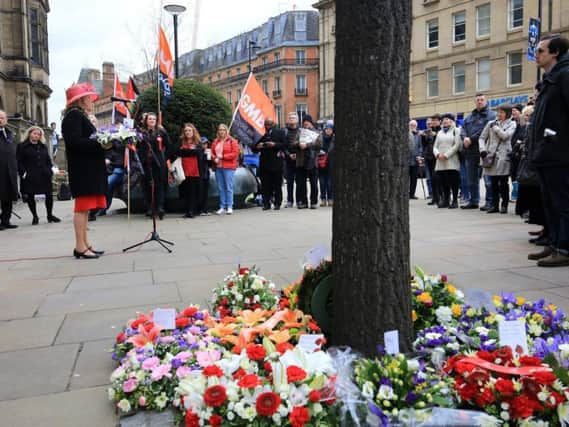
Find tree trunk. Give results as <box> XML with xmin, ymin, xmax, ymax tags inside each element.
<box><xmin>332</xmin><ymin>0</ymin><xmax>413</xmax><ymax>356</ymax></box>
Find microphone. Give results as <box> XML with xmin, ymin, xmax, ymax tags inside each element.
<box><xmin>110</xmin><ymin>96</ymin><xmax>135</xmax><ymax>103</ymax></box>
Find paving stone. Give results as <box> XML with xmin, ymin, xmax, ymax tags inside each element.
<box><xmin>66</xmin><ymin>271</ymin><xmax>154</xmax><ymax>292</ymax></box>
<box><xmin>0</xmin><ymin>315</ymin><xmax>64</xmax><ymax>352</ymax></box>
<box><xmin>450</xmin><ymin>270</ymin><xmax>561</xmax><ymax>294</ymax></box>
<box><xmin>70</xmin><ymin>339</ymin><xmax>116</xmax><ymax>390</ymax></box>
<box><xmin>0</xmin><ymin>344</ymin><xmax>79</xmax><ymax>400</ymax></box>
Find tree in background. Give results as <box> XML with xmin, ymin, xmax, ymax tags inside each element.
<box><xmin>332</xmin><ymin>0</ymin><xmax>413</xmax><ymax>356</ymax></box>
<box><xmin>136</xmin><ymin>79</ymin><xmax>232</xmax><ymax>146</ymax></box>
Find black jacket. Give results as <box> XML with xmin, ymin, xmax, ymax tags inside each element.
<box><xmin>421</xmin><ymin>126</ymin><xmax>440</xmax><ymax>162</ymax></box>
<box><xmin>138</xmin><ymin>128</ymin><xmax>170</xmax><ymax>182</ymax></box>
<box><xmin>105</xmin><ymin>140</ymin><xmax>126</xmax><ymax>171</ymax></box>
<box><xmin>171</xmin><ymin>144</ymin><xmax>205</xmax><ymax>178</ymax></box>
<box><xmin>461</xmin><ymin>106</ymin><xmax>497</xmax><ymax>157</ymax></box>
<box><xmin>61</xmin><ymin>108</ymin><xmax>107</xmax><ymax>197</ymax></box>
<box><xmin>530</xmin><ymin>54</ymin><xmax>569</xmax><ymax>167</ymax></box>
<box><xmin>17</xmin><ymin>140</ymin><xmax>53</xmax><ymax>195</ymax></box>
<box><xmin>0</xmin><ymin>126</ymin><xmax>18</xmax><ymax>201</ymax></box>
<box><xmin>252</xmin><ymin>126</ymin><xmax>286</xmax><ymax>172</ymax></box>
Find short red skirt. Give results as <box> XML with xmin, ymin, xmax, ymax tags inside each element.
<box><xmin>74</xmin><ymin>194</ymin><xmax>107</xmax><ymax>213</ymax></box>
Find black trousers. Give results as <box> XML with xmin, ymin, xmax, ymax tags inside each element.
<box><xmin>0</xmin><ymin>200</ymin><xmax>13</xmax><ymax>225</ymax></box>
<box><xmin>25</xmin><ymin>193</ymin><xmax>54</xmax><ymax>218</ymax></box>
<box><xmin>490</xmin><ymin>175</ymin><xmax>509</xmax><ymax>209</ymax></box>
<box><xmin>198</xmin><ymin>178</ymin><xmax>210</xmax><ymax>213</ymax></box>
<box><xmin>285</xmin><ymin>161</ymin><xmax>296</xmax><ymax>204</ymax></box>
<box><xmin>143</xmin><ymin>167</ymin><xmax>167</xmax><ymax>213</ymax></box>
<box><xmin>409</xmin><ymin>166</ymin><xmax>418</xmax><ymax>197</ymax></box>
<box><xmin>260</xmin><ymin>169</ymin><xmax>283</xmax><ymax>208</ymax></box>
<box><xmin>537</xmin><ymin>167</ymin><xmax>569</xmax><ymax>253</ymax></box>
<box><xmin>179</xmin><ymin>177</ymin><xmax>200</xmax><ymax>215</ymax></box>
<box><xmin>425</xmin><ymin>158</ymin><xmax>440</xmax><ymax>203</ymax></box>
<box><xmin>295</xmin><ymin>168</ymin><xmax>318</xmax><ymax>206</ymax></box>
<box><xmin>437</xmin><ymin>170</ymin><xmax>459</xmax><ymax>203</ymax></box>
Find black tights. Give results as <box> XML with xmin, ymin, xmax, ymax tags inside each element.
<box><xmin>26</xmin><ymin>193</ymin><xmax>54</xmax><ymax>218</ymax></box>
<box><xmin>437</xmin><ymin>170</ymin><xmax>459</xmax><ymax>203</ymax></box>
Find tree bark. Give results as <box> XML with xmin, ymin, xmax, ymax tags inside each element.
<box><xmin>332</xmin><ymin>0</ymin><xmax>413</xmax><ymax>356</ymax></box>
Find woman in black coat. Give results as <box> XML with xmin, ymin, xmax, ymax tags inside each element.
<box><xmin>17</xmin><ymin>126</ymin><xmax>60</xmax><ymax>225</ymax></box>
<box><xmin>61</xmin><ymin>82</ymin><xmax>107</xmax><ymax>259</ymax></box>
<box><xmin>138</xmin><ymin>112</ymin><xmax>170</xmax><ymax>219</ymax></box>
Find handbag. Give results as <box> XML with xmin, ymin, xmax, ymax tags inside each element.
<box><xmin>482</xmin><ymin>152</ymin><xmax>496</xmax><ymax>168</ymax></box>
<box><xmin>170</xmin><ymin>158</ymin><xmax>186</xmax><ymax>186</ymax></box>
<box><xmin>516</xmin><ymin>154</ymin><xmax>539</xmax><ymax>186</ymax></box>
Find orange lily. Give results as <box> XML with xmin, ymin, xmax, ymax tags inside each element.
<box><xmin>237</xmin><ymin>309</ymin><xmax>269</xmax><ymax>326</ymax></box>
<box><xmin>127</xmin><ymin>324</ymin><xmax>162</xmax><ymax>348</ymax></box>
<box><xmin>269</xmin><ymin>329</ymin><xmax>292</xmax><ymax>344</ymax></box>
<box><xmin>280</xmin><ymin>309</ymin><xmax>305</xmax><ymax>329</ymax></box>
<box><xmin>207</xmin><ymin>323</ymin><xmax>236</xmax><ymax>339</ymax></box>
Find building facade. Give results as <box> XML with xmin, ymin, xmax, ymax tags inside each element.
<box><xmin>179</xmin><ymin>10</ymin><xmax>320</xmax><ymax>126</ymax></box>
<box><xmin>0</xmin><ymin>0</ymin><xmax>51</xmax><ymax>126</ymax></box>
<box><xmin>313</xmin><ymin>0</ymin><xmax>335</xmax><ymax>120</ymax></box>
<box><xmin>411</xmin><ymin>0</ymin><xmax>569</xmax><ymax>122</ymax></box>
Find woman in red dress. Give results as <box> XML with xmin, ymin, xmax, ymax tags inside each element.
<box><xmin>61</xmin><ymin>83</ymin><xmax>107</xmax><ymax>259</ymax></box>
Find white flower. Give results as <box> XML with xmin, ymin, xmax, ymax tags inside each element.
<box><xmin>559</xmin><ymin>344</ymin><xmax>569</xmax><ymax>358</ymax></box>
<box><xmin>107</xmin><ymin>388</ymin><xmax>116</xmax><ymax>401</ymax></box>
<box><xmin>251</xmin><ymin>278</ymin><xmax>264</xmax><ymax>290</ymax></box>
<box><xmin>155</xmin><ymin>392</ymin><xmax>168</xmax><ymax>409</ymax></box>
<box><xmin>475</xmin><ymin>326</ymin><xmax>490</xmax><ymax>335</ymax></box>
<box><xmin>528</xmin><ymin>323</ymin><xmax>543</xmax><ymax>336</ymax></box>
<box><xmin>558</xmin><ymin>402</ymin><xmax>569</xmax><ymax>426</ymax></box>
<box><xmin>272</xmin><ymin>413</ymin><xmax>283</xmax><ymax>425</ymax></box>
<box><xmin>117</xmin><ymin>399</ymin><xmax>132</xmax><ymax>413</ymax></box>
<box><xmin>227</xmin><ymin>411</ymin><xmax>235</xmax><ymax>421</ymax></box>
<box><xmin>377</xmin><ymin>385</ymin><xmax>395</xmax><ymax>400</ymax></box>
<box><xmin>475</xmin><ymin>413</ymin><xmax>503</xmax><ymax>427</ymax></box>
<box><xmin>500</xmin><ymin>411</ymin><xmax>510</xmax><ymax>421</ymax></box>
<box><xmin>312</xmin><ymin>403</ymin><xmax>323</xmax><ymax>414</ymax></box>
<box><xmin>435</xmin><ymin>306</ymin><xmax>452</xmax><ymax>325</ymax></box>
<box><xmin>253</xmin><ymin>295</ymin><xmax>260</xmax><ymax>303</ymax></box>
<box><xmin>361</xmin><ymin>381</ymin><xmax>375</xmax><ymax>399</ymax></box>
<box><xmin>407</xmin><ymin>359</ymin><xmax>420</xmax><ymax>372</ymax></box>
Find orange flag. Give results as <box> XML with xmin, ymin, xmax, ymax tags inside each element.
<box><xmin>114</xmin><ymin>73</ymin><xmax>129</xmax><ymax>117</ymax></box>
<box><xmin>158</xmin><ymin>26</ymin><xmax>174</xmax><ymax>102</ymax></box>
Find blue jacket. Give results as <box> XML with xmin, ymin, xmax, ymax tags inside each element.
<box><xmin>461</xmin><ymin>105</ymin><xmax>497</xmax><ymax>157</ymax></box>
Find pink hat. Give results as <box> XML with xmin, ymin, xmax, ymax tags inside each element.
<box><xmin>65</xmin><ymin>82</ymin><xmax>98</xmax><ymax>107</ymax></box>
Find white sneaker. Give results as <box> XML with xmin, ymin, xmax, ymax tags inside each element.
<box><xmin>216</xmin><ymin>208</ymin><xmax>226</xmax><ymax>215</ymax></box>
<box><xmin>226</xmin><ymin>208</ymin><xmax>233</xmax><ymax>215</ymax></box>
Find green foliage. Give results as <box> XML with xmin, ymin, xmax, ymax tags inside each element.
<box><xmin>136</xmin><ymin>79</ymin><xmax>232</xmax><ymax>147</ymax></box>
<box><xmin>297</xmin><ymin>260</ymin><xmax>333</xmax><ymax>315</ymax></box>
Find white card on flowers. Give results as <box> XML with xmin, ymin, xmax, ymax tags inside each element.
<box><xmin>498</xmin><ymin>319</ymin><xmax>528</xmax><ymax>354</ymax></box>
<box><xmin>153</xmin><ymin>308</ymin><xmax>176</xmax><ymax>330</ymax></box>
<box><xmin>384</xmin><ymin>330</ymin><xmax>400</xmax><ymax>354</ymax></box>
<box><xmin>298</xmin><ymin>334</ymin><xmax>324</xmax><ymax>353</ymax></box>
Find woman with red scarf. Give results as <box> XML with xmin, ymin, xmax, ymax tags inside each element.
<box><xmin>211</xmin><ymin>124</ymin><xmax>239</xmax><ymax>215</ymax></box>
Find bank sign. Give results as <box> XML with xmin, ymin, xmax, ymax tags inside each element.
<box><xmin>488</xmin><ymin>94</ymin><xmax>529</xmax><ymax>108</ymax></box>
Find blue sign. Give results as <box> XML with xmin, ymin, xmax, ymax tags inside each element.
<box><xmin>489</xmin><ymin>95</ymin><xmax>529</xmax><ymax>108</ymax></box>
<box><xmin>528</xmin><ymin>18</ymin><xmax>541</xmax><ymax>62</ymax></box>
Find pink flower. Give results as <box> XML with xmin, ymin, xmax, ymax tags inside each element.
<box><xmin>151</xmin><ymin>364</ymin><xmax>172</xmax><ymax>381</ymax></box>
<box><xmin>196</xmin><ymin>350</ymin><xmax>221</xmax><ymax>367</ymax></box>
<box><xmin>122</xmin><ymin>379</ymin><xmax>138</xmax><ymax>393</ymax></box>
<box><xmin>189</xmin><ymin>326</ymin><xmax>201</xmax><ymax>335</ymax></box>
<box><xmin>159</xmin><ymin>336</ymin><xmax>175</xmax><ymax>344</ymax></box>
<box><xmin>138</xmin><ymin>396</ymin><xmax>146</xmax><ymax>406</ymax></box>
<box><xmin>141</xmin><ymin>356</ymin><xmax>160</xmax><ymax>370</ymax></box>
<box><xmin>176</xmin><ymin>366</ymin><xmax>192</xmax><ymax>378</ymax></box>
<box><xmin>185</xmin><ymin>333</ymin><xmax>198</xmax><ymax>345</ymax></box>
<box><xmin>176</xmin><ymin>351</ymin><xmax>192</xmax><ymax>363</ymax></box>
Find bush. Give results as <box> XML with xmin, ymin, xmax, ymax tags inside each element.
<box><xmin>135</xmin><ymin>79</ymin><xmax>232</xmax><ymax>148</ymax></box>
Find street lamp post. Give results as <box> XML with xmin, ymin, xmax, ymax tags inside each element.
<box><xmin>164</xmin><ymin>4</ymin><xmax>187</xmax><ymax>79</ymax></box>
<box><xmin>248</xmin><ymin>40</ymin><xmax>260</xmax><ymax>73</ymax></box>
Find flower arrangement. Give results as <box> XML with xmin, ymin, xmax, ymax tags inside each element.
<box><xmin>211</xmin><ymin>267</ymin><xmax>279</xmax><ymax>318</ymax></box>
<box><xmin>91</xmin><ymin>123</ymin><xmax>141</xmax><ymax>150</ymax></box>
<box><xmin>279</xmin><ymin>283</ymin><xmax>301</xmax><ymax>310</ymax></box>
<box><xmin>175</xmin><ymin>342</ymin><xmax>339</xmax><ymax>427</ymax></box>
<box><xmin>444</xmin><ymin>346</ymin><xmax>569</xmax><ymax>425</ymax></box>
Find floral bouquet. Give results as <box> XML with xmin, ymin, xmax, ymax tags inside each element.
<box><xmin>211</xmin><ymin>267</ymin><xmax>279</xmax><ymax>318</ymax></box>
<box><xmin>91</xmin><ymin>124</ymin><xmax>141</xmax><ymax>150</ymax></box>
<box><xmin>354</xmin><ymin>350</ymin><xmax>454</xmax><ymax>424</ymax></box>
<box><xmin>279</xmin><ymin>283</ymin><xmax>300</xmax><ymax>310</ymax></box>
<box><xmin>444</xmin><ymin>346</ymin><xmax>569</xmax><ymax>425</ymax></box>
<box><xmin>175</xmin><ymin>341</ymin><xmax>339</xmax><ymax>427</ymax></box>
<box><xmin>207</xmin><ymin>308</ymin><xmax>322</xmax><ymax>355</ymax></box>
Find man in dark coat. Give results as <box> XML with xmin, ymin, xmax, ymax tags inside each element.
<box><xmin>0</xmin><ymin>110</ymin><xmax>19</xmax><ymax>230</ymax></box>
<box><xmin>529</xmin><ymin>34</ymin><xmax>569</xmax><ymax>267</ymax></box>
<box><xmin>421</xmin><ymin>114</ymin><xmax>442</xmax><ymax>205</ymax></box>
<box><xmin>253</xmin><ymin>118</ymin><xmax>286</xmax><ymax>210</ymax></box>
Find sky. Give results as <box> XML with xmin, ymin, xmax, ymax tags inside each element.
<box><xmin>47</xmin><ymin>0</ymin><xmax>317</xmax><ymax>127</ymax></box>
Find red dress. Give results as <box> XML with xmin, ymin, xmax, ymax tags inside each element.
<box><xmin>74</xmin><ymin>194</ymin><xmax>107</xmax><ymax>213</ymax></box>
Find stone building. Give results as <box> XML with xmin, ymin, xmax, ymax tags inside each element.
<box><xmin>0</xmin><ymin>0</ymin><xmax>52</xmax><ymax>132</ymax></box>
<box><xmin>312</xmin><ymin>0</ymin><xmax>335</xmax><ymax>120</ymax></box>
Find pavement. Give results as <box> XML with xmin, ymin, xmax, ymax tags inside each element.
<box><xmin>0</xmin><ymin>195</ymin><xmax>568</xmax><ymax>426</ymax></box>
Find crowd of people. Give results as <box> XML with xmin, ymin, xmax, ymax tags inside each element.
<box><xmin>409</xmin><ymin>34</ymin><xmax>569</xmax><ymax>268</ymax></box>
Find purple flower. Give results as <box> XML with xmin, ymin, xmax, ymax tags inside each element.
<box><xmin>379</xmin><ymin>377</ymin><xmax>392</xmax><ymax>386</ymax></box>
<box><xmin>406</xmin><ymin>392</ymin><xmax>418</xmax><ymax>405</ymax></box>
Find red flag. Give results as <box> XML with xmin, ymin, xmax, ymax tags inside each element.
<box><xmin>114</xmin><ymin>73</ymin><xmax>129</xmax><ymax>117</ymax></box>
<box><xmin>126</xmin><ymin>77</ymin><xmax>139</xmax><ymax>101</ymax></box>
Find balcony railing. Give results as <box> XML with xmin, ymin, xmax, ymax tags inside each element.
<box><xmin>272</xmin><ymin>89</ymin><xmax>282</xmax><ymax>98</ymax></box>
<box><xmin>295</xmin><ymin>88</ymin><xmax>308</xmax><ymax>96</ymax></box>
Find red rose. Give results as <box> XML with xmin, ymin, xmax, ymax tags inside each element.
<box><xmin>204</xmin><ymin>385</ymin><xmax>227</xmax><ymax>407</ymax></box>
<box><xmin>239</xmin><ymin>267</ymin><xmax>250</xmax><ymax>275</ymax></box>
<box><xmin>144</xmin><ymin>322</ymin><xmax>155</xmax><ymax>332</ymax></box>
<box><xmin>276</xmin><ymin>342</ymin><xmax>294</xmax><ymax>355</ymax></box>
<box><xmin>465</xmin><ymin>368</ymin><xmax>490</xmax><ymax>385</ymax></box>
<box><xmin>256</xmin><ymin>391</ymin><xmax>281</xmax><ymax>416</ymax></box>
<box><xmin>308</xmin><ymin>321</ymin><xmax>320</xmax><ymax>332</ymax></box>
<box><xmin>185</xmin><ymin>410</ymin><xmax>199</xmax><ymax>427</ymax></box>
<box><xmin>492</xmin><ymin>346</ymin><xmax>513</xmax><ymax>364</ymax></box>
<box><xmin>475</xmin><ymin>387</ymin><xmax>495</xmax><ymax>407</ymax></box>
<box><xmin>253</xmin><ymin>303</ymin><xmax>261</xmax><ymax>310</ymax></box>
<box><xmin>289</xmin><ymin>406</ymin><xmax>310</xmax><ymax>427</ymax></box>
<box><xmin>209</xmin><ymin>414</ymin><xmax>222</xmax><ymax>427</ymax></box>
<box><xmin>183</xmin><ymin>307</ymin><xmax>198</xmax><ymax>317</ymax></box>
<box><xmin>264</xmin><ymin>362</ymin><xmax>273</xmax><ymax>372</ymax></box>
<box><xmin>531</xmin><ymin>370</ymin><xmax>557</xmax><ymax>385</ymax></box>
<box><xmin>309</xmin><ymin>390</ymin><xmax>321</xmax><ymax>403</ymax></box>
<box><xmin>232</xmin><ymin>368</ymin><xmax>246</xmax><ymax>380</ymax></box>
<box><xmin>203</xmin><ymin>365</ymin><xmax>224</xmax><ymax>377</ymax></box>
<box><xmin>510</xmin><ymin>395</ymin><xmax>535</xmax><ymax>419</ymax></box>
<box><xmin>238</xmin><ymin>373</ymin><xmax>262</xmax><ymax>388</ymax></box>
<box><xmin>495</xmin><ymin>378</ymin><xmax>515</xmax><ymax>396</ymax></box>
<box><xmin>441</xmin><ymin>274</ymin><xmax>448</xmax><ymax>283</ymax></box>
<box><xmin>130</xmin><ymin>317</ymin><xmax>146</xmax><ymax>329</ymax></box>
<box><xmin>246</xmin><ymin>343</ymin><xmax>266</xmax><ymax>361</ymax></box>
<box><xmin>476</xmin><ymin>351</ymin><xmax>494</xmax><ymax>362</ymax></box>
<box><xmin>116</xmin><ymin>332</ymin><xmax>125</xmax><ymax>344</ymax></box>
<box><xmin>458</xmin><ymin>383</ymin><xmax>478</xmax><ymax>402</ymax></box>
<box><xmin>232</xmin><ymin>345</ymin><xmax>242</xmax><ymax>355</ymax></box>
<box><xmin>221</xmin><ymin>297</ymin><xmax>229</xmax><ymax>306</ymax></box>
<box><xmin>519</xmin><ymin>356</ymin><xmax>543</xmax><ymax>366</ymax></box>
<box><xmin>287</xmin><ymin>365</ymin><xmax>307</xmax><ymax>383</ymax></box>
<box><xmin>175</xmin><ymin>317</ymin><xmax>190</xmax><ymax>328</ymax></box>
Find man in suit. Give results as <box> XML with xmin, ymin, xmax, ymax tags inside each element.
<box><xmin>0</xmin><ymin>110</ymin><xmax>19</xmax><ymax>230</ymax></box>
<box><xmin>253</xmin><ymin>118</ymin><xmax>286</xmax><ymax>210</ymax></box>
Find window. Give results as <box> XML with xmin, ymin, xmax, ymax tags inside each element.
<box><xmin>476</xmin><ymin>58</ymin><xmax>491</xmax><ymax>91</ymax></box>
<box><xmin>262</xmin><ymin>79</ymin><xmax>268</xmax><ymax>94</ymax></box>
<box><xmin>227</xmin><ymin>91</ymin><xmax>232</xmax><ymax>104</ymax></box>
<box><xmin>262</xmin><ymin>56</ymin><xmax>268</xmax><ymax>65</ymax></box>
<box><xmin>296</xmin><ymin>104</ymin><xmax>308</xmax><ymax>121</ymax></box>
<box><xmin>274</xmin><ymin>76</ymin><xmax>281</xmax><ymax>91</ymax></box>
<box><xmin>508</xmin><ymin>0</ymin><xmax>523</xmax><ymax>30</ymax></box>
<box><xmin>227</xmin><ymin>70</ymin><xmax>231</xmax><ymax>77</ymax></box>
<box><xmin>507</xmin><ymin>51</ymin><xmax>523</xmax><ymax>85</ymax></box>
<box><xmin>426</xmin><ymin>19</ymin><xmax>439</xmax><ymax>49</ymax></box>
<box><xmin>30</xmin><ymin>9</ymin><xmax>41</xmax><ymax>65</ymax></box>
<box><xmin>208</xmin><ymin>76</ymin><xmax>213</xmax><ymax>84</ymax></box>
<box><xmin>275</xmin><ymin>105</ymin><xmax>282</xmax><ymax>126</ymax></box>
<box><xmin>296</xmin><ymin>75</ymin><xmax>306</xmax><ymax>91</ymax></box>
<box><xmin>476</xmin><ymin>4</ymin><xmax>491</xmax><ymax>38</ymax></box>
<box><xmin>237</xmin><ymin>89</ymin><xmax>242</xmax><ymax>101</ymax></box>
<box><xmin>274</xmin><ymin>52</ymin><xmax>281</xmax><ymax>63</ymax></box>
<box><xmin>295</xmin><ymin>50</ymin><xmax>306</xmax><ymax>65</ymax></box>
<box><xmin>294</xmin><ymin>13</ymin><xmax>307</xmax><ymax>31</ymax></box>
<box><xmin>453</xmin><ymin>11</ymin><xmax>466</xmax><ymax>43</ymax></box>
<box><xmin>453</xmin><ymin>63</ymin><xmax>466</xmax><ymax>94</ymax></box>
<box><xmin>426</xmin><ymin>68</ymin><xmax>438</xmax><ymax>97</ymax></box>
<box><xmin>236</xmin><ymin>67</ymin><xmax>241</xmax><ymax>75</ymax></box>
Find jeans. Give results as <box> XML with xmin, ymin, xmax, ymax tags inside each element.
<box><xmin>484</xmin><ymin>175</ymin><xmax>493</xmax><ymax>207</ymax></box>
<box><xmin>464</xmin><ymin>157</ymin><xmax>481</xmax><ymax>205</ymax></box>
<box><xmin>511</xmin><ymin>181</ymin><xmax>518</xmax><ymax>200</ymax></box>
<box><xmin>215</xmin><ymin>168</ymin><xmax>235</xmax><ymax>209</ymax></box>
<box><xmin>459</xmin><ymin>159</ymin><xmax>470</xmax><ymax>200</ymax></box>
<box><xmin>318</xmin><ymin>168</ymin><xmax>333</xmax><ymax>201</ymax></box>
<box><xmin>105</xmin><ymin>168</ymin><xmax>125</xmax><ymax>212</ymax></box>
<box><xmin>537</xmin><ymin>167</ymin><xmax>569</xmax><ymax>254</ymax></box>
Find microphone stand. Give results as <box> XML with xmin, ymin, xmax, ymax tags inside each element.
<box><xmin>123</xmin><ymin>132</ymin><xmax>174</xmax><ymax>253</ymax></box>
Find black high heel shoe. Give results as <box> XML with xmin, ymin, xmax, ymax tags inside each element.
<box><xmin>47</xmin><ymin>215</ymin><xmax>61</xmax><ymax>223</ymax></box>
<box><xmin>88</xmin><ymin>246</ymin><xmax>105</xmax><ymax>256</ymax></box>
<box><xmin>73</xmin><ymin>249</ymin><xmax>99</xmax><ymax>259</ymax></box>
<box><xmin>32</xmin><ymin>216</ymin><xmax>39</xmax><ymax>225</ymax></box>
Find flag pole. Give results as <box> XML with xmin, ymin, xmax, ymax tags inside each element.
<box><xmin>126</xmin><ymin>147</ymin><xmax>131</xmax><ymax>222</ymax></box>
<box><xmin>229</xmin><ymin>72</ymin><xmax>253</xmax><ymax>132</ymax></box>
<box><xmin>112</xmin><ymin>72</ymin><xmax>117</xmax><ymax>125</ymax></box>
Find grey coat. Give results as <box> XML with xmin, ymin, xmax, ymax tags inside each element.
<box><xmin>433</xmin><ymin>126</ymin><xmax>462</xmax><ymax>171</ymax></box>
<box><xmin>480</xmin><ymin>119</ymin><xmax>516</xmax><ymax>177</ymax></box>
<box><xmin>0</xmin><ymin>127</ymin><xmax>19</xmax><ymax>201</ymax></box>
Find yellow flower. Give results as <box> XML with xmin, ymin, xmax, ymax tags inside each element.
<box><xmin>548</xmin><ymin>304</ymin><xmax>557</xmax><ymax>313</ymax></box>
<box><xmin>412</xmin><ymin>310</ymin><xmax>418</xmax><ymax>322</ymax></box>
<box><xmin>417</xmin><ymin>292</ymin><xmax>432</xmax><ymax>305</ymax></box>
<box><xmin>451</xmin><ymin>303</ymin><xmax>462</xmax><ymax>317</ymax></box>
<box><xmin>445</xmin><ymin>284</ymin><xmax>457</xmax><ymax>295</ymax></box>
<box><xmin>516</xmin><ymin>297</ymin><xmax>526</xmax><ymax>306</ymax></box>
<box><xmin>493</xmin><ymin>295</ymin><xmax>503</xmax><ymax>307</ymax></box>
<box><xmin>532</xmin><ymin>313</ymin><xmax>543</xmax><ymax>323</ymax></box>
<box><xmin>466</xmin><ymin>308</ymin><xmax>476</xmax><ymax>317</ymax></box>
<box><xmin>485</xmin><ymin>313</ymin><xmax>497</xmax><ymax>324</ymax></box>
